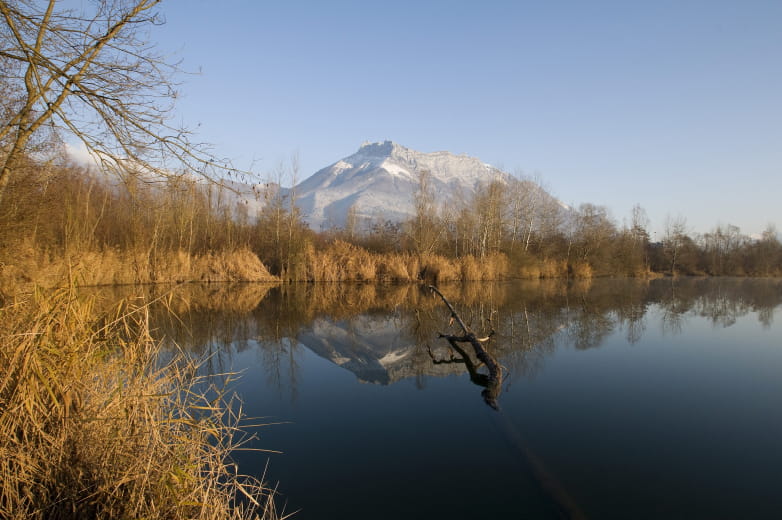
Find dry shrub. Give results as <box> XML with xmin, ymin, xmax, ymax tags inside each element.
<box><xmin>376</xmin><ymin>254</ymin><xmax>413</xmax><ymax>282</ymax></box>
<box><xmin>304</xmin><ymin>243</ymin><xmax>337</xmax><ymax>282</ymax></box>
<box><xmin>354</xmin><ymin>256</ymin><xmax>377</xmax><ymax>281</ymax></box>
<box><xmin>509</xmin><ymin>251</ymin><xmax>540</xmax><ymax>279</ymax></box>
<box><xmin>0</xmin><ymin>241</ymin><xmax>61</xmax><ymax>292</ymax></box>
<box><xmin>518</xmin><ymin>262</ymin><xmax>542</xmax><ymax>279</ymax></box>
<box><xmin>484</xmin><ymin>253</ymin><xmax>510</xmax><ymax>281</ymax></box>
<box><xmin>1</xmin><ymin>245</ymin><xmax>279</xmax><ymax>288</ymax></box>
<box><xmin>309</xmin><ymin>241</ymin><xmax>378</xmax><ymax>282</ymax></box>
<box><xmin>333</xmin><ymin>241</ymin><xmax>377</xmax><ymax>281</ymax></box>
<box><xmin>569</xmin><ymin>261</ymin><xmax>594</xmax><ymax>279</ymax></box>
<box><xmin>456</xmin><ymin>253</ymin><xmax>510</xmax><ymax>281</ymax></box>
<box><xmin>62</xmin><ymin>248</ymin><xmax>135</xmax><ymax>285</ymax></box>
<box><xmin>627</xmin><ymin>265</ymin><xmax>660</xmax><ymax>278</ymax></box>
<box><xmin>406</xmin><ymin>256</ymin><xmax>421</xmax><ymax>282</ymax></box>
<box><xmin>192</xmin><ymin>248</ymin><xmax>278</xmax><ymax>283</ymax></box>
<box><xmin>460</xmin><ymin>255</ymin><xmax>481</xmax><ymax>281</ymax></box>
<box><xmin>4</xmin><ymin>244</ymin><xmax>117</xmax><ymax>288</ymax></box>
<box><xmin>540</xmin><ymin>259</ymin><xmax>567</xmax><ymax>279</ymax></box>
<box><xmin>420</xmin><ymin>254</ymin><xmax>460</xmax><ymax>284</ymax></box>
<box><xmin>0</xmin><ymin>287</ymin><xmax>282</xmax><ymax>520</ymax></box>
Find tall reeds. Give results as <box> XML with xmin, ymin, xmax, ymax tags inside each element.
<box><xmin>0</xmin><ymin>287</ymin><xmax>282</xmax><ymax>520</ymax></box>
<box><xmin>0</xmin><ymin>242</ymin><xmax>279</xmax><ymax>290</ymax></box>
<box><xmin>296</xmin><ymin>241</ymin><xmax>515</xmax><ymax>283</ymax></box>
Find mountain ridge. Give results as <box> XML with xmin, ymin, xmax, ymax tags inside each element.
<box><xmin>294</xmin><ymin>141</ymin><xmax>512</xmax><ymax>230</ymax></box>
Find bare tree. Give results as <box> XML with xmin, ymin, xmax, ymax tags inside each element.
<box><xmin>663</xmin><ymin>215</ymin><xmax>688</xmax><ymax>275</ymax></box>
<box><xmin>408</xmin><ymin>169</ymin><xmax>442</xmax><ymax>256</ymax></box>
<box><xmin>254</xmin><ymin>156</ymin><xmax>308</xmax><ymax>279</ymax></box>
<box><xmin>533</xmin><ymin>193</ymin><xmax>566</xmax><ymax>258</ymax></box>
<box><xmin>622</xmin><ymin>203</ymin><xmax>650</xmax><ymax>274</ymax></box>
<box><xmin>700</xmin><ymin>223</ymin><xmax>745</xmax><ymax>275</ymax></box>
<box><xmin>750</xmin><ymin>223</ymin><xmax>782</xmax><ymax>276</ymax></box>
<box><xmin>571</xmin><ymin>203</ymin><xmax>615</xmax><ymax>270</ymax></box>
<box><xmin>472</xmin><ymin>179</ymin><xmax>506</xmax><ymax>258</ymax></box>
<box><xmin>0</xmin><ymin>0</ymin><xmax>234</xmax><ymax>208</ymax></box>
<box><xmin>344</xmin><ymin>202</ymin><xmax>359</xmax><ymax>241</ymax></box>
<box><xmin>507</xmin><ymin>173</ymin><xmax>543</xmax><ymax>253</ymax></box>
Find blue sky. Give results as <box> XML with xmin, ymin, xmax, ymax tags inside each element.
<box><xmin>152</xmin><ymin>0</ymin><xmax>781</xmax><ymax>236</ymax></box>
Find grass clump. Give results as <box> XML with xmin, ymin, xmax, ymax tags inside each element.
<box><xmin>0</xmin><ymin>287</ymin><xmax>282</xmax><ymax>520</ymax></box>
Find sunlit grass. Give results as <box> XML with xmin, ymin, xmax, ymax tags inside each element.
<box><xmin>0</xmin><ymin>286</ymin><xmax>284</xmax><ymax>519</ymax></box>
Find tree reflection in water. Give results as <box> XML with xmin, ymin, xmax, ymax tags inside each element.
<box><xmin>77</xmin><ymin>278</ymin><xmax>782</xmax><ymax>519</ymax></box>
<box><xmin>82</xmin><ymin>278</ymin><xmax>782</xmax><ymax>394</ymax></box>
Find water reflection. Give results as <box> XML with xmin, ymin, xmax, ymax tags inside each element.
<box><xmin>88</xmin><ymin>278</ymin><xmax>782</xmax><ymax>392</ymax></box>
<box><xmin>427</xmin><ymin>285</ymin><xmax>503</xmax><ymax>409</ymax></box>
<box><xmin>82</xmin><ymin>278</ymin><xmax>782</xmax><ymax>518</ymax></box>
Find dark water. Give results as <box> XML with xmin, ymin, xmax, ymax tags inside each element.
<box><xmin>110</xmin><ymin>278</ymin><xmax>782</xmax><ymax>519</ymax></box>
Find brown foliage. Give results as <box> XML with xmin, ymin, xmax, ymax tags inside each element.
<box><xmin>0</xmin><ymin>288</ymin><xmax>282</xmax><ymax>519</ymax></box>
<box><xmin>0</xmin><ymin>243</ymin><xmax>278</xmax><ymax>290</ymax></box>
<box><xmin>569</xmin><ymin>261</ymin><xmax>594</xmax><ymax>279</ymax></box>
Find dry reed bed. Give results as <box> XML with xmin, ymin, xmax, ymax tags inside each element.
<box><xmin>0</xmin><ymin>239</ymin><xmax>599</xmax><ymax>297</ymax></box>
<box><xmin>0</xmin><ymin>244</ymin><xmax>278</xmax><ymax>291</ymax></box>
<box><xmin>0</xmin><ymin>237</ymin><xmax>596</xmax><ymax>292</ymax></box>
<box><xmin>0</xmin><ymin>287</ymin><xmax>282</xmax><ymax>520</ymax></box>
<box><xmin>301</xmin><ymin>240</ymin><xmax>521</xmax><ymax>283</ymax></box>
<box><xmin>301</xmin><ymin>242</ymin><xmax>595</xmax><ymax>283</ymax></box>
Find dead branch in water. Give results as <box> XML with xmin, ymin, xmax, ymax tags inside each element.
<box><xmin>428</xmin><ymin>285</ymin><xmax>587</xmax><ymax>518</ymax></box>
<box><xmin>428</xmin><ymin>285</ymin><xmax>503</xmax><ymax>409</ymax></box>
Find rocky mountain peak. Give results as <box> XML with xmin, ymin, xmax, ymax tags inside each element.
<box><xmin>356</xmin><ymin>140</ymin><xmax>399</xmax><ymax>156</ymax></box>
<box><xmin>293</xmin><ymin>141</ymin><xmax>513</xmax><ymax>230</ymax></box>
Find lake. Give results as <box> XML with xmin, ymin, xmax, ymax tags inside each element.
<box><xmin>104</xmin><ymin>278</ymin><xmax>782</xmax><ymax>519</ymax></box>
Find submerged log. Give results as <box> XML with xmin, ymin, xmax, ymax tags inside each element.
<box><xmin>428</xmin><ymin>285</ymin><xmax>503</xmax><ymax>409</ymax></box>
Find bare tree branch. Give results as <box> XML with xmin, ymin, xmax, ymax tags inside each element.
<box><xmin>0</xmin><ymin>0</ymin><xmax>241</xmax><ymax>208</ymax></box>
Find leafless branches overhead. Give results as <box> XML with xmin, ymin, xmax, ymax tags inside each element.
<box><xmin>0</xmin><ymin>0</ymin><xmax>238</xmax><ymax>206</ymax></box>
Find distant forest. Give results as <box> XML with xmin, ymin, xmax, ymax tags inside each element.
<box><xmin>1</xmin><ymin>154</ymin><xmax>780</xmax><ymax>289</ymax></box>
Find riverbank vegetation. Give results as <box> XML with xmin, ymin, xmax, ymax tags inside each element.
<box><xmin>0</xmin><ymin>286</ymin><xmax>281</xmax><ymax>519</ymax></box>
<box><xmin>1</xmin><ymin>155</ymin><xmax>780</xmax><ymax>292</ymax></box>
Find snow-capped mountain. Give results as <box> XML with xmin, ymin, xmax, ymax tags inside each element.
<box><xmin>293</xmin><ymin>141</ymin><xmax>512</xmax><ymax>231</ymax></box>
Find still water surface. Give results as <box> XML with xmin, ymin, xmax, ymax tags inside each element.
<box><xmin>106</xmin><ymin>279</ymin><xmax>782</xmax><ymax>519</ymax></box>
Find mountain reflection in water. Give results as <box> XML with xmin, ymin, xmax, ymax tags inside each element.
<box><xmin>85</xmin><ymin>278</ymin><xmax>782</xmax><ymax>519</ymax></box>
<box><xmin>99</xmin><ymin>278</ymin><xmax>781</xmax><ymax>389</ymax></box>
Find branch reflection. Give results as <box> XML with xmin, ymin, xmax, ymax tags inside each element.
<box><xmin>80</xmin><ymin>278</ymin><xmax>782</xmax><ymax>398</ymax></box>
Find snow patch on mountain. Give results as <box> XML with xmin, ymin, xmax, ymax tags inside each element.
<box><xmin>295</xmin><ymin>141</ymin><xmax>511</xmax><ymax>230</ymax></box>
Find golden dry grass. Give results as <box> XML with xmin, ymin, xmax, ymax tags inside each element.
<box><xmin>375</xmin><ymin>254</ymin><xmax>415</xmax><ymax>282</ymax></box>
<box><xmin>0</xmin><ymin>236</ymin><xmax>525</xmax><ymax>288</ymax></box>
<box><xmin>539</xmin><ymin>259</ymin><xmax>568</xmax><ymax>279</ymax></box>
<box><xmin>419</xmin><ymin>254</ymin><xmax>460</xmax><ymax>284</ymax></box>
<box><xmin>0</xmin><ymin>244</ymin><xmax>279</xmax><ymax>290</ymax></box>
<box><xmin>569</xmin><ymin>261</ymin><xmax>594</xmax><ymax>279</ymax></box>
<box><xmin>517</xmin><ymin>262</ymin><xmax>542</xmax><ymax>280</ymax></box>
<box><xmin>459</xmin><ymin>255</ymin><xmax>482</xmax><ymax>281</ymax></box>
<box><xmin>0</xmin><ymin>287</ymin><xmax>283</xmax><ymax>520</ymax></box>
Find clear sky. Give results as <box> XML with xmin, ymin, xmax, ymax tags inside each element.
<box><xmin>150</xmin><ymin>0</ymin><xmax>781</xmax><ymax>237</ymax></box>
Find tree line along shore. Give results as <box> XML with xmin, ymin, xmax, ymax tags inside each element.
<box><xmin>1</xmin><ymin>157</ymin><xmax>780</xmax><ymax>294</ymax></box>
